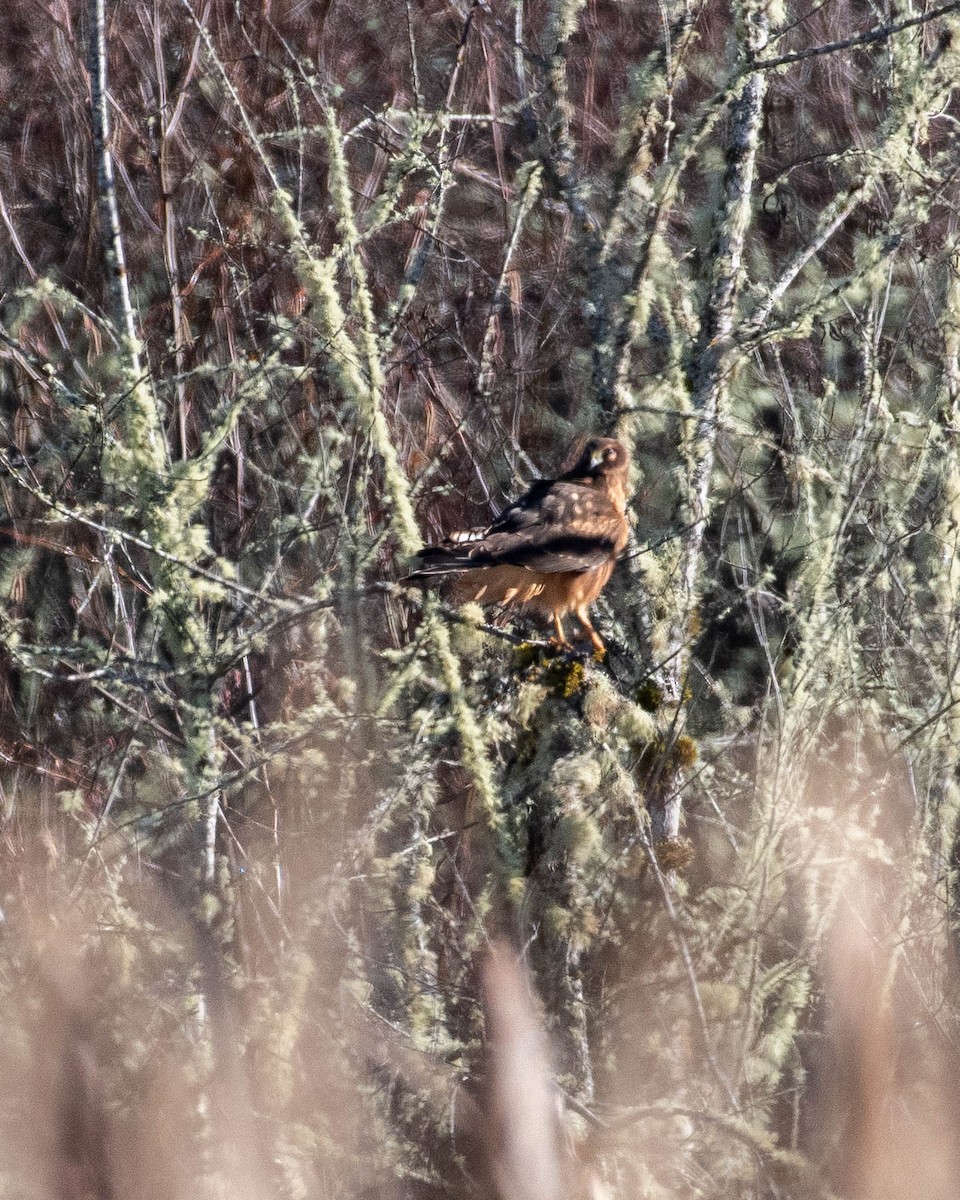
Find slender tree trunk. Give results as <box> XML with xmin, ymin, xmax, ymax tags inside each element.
<box><xmin>652</xmin><ymin>4</ymin><xmax>770</xmax><ymax>845</ymax></box>
<box><xmin>88</xmin><ymin>0</ymin><xmax>142</xmax><ymax>369</ymax></box>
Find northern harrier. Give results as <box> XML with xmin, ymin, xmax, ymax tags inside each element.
<box><xmin>407</xmin><ymin>438</ymin><xmax>630</xmax><ymax>653</ymax></box>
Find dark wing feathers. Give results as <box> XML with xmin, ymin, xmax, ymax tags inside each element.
<box><xmin>473</xmin><ymin>529</ymin><xmax>620</xmax><ymax>573</ymax></box>
<box><xmin>485</xmin><ymin>480</ymin><xmax>570</xmax><ymax>533</ymax></box>
<box><xmin>410</xmin><ymin>480</ymin><xmax>622</xmax><ymax>576</ymax></box>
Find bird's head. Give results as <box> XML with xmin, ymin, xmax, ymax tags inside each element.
<box><xmin>572</xmin><ymin>437</ymin><xmax>630</xmax><ymax>478</ymax></box>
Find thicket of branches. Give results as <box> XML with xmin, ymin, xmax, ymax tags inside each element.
<box><xmin>2</xmin><ymin>1</ymin><xmax>960</xmax><ymax>1197</ymax></box>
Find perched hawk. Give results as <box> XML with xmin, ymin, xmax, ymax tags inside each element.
<box><xmin>407</xmin><ymin>438</ymin><xmax>630</xmax><ymax>653</ymax></box>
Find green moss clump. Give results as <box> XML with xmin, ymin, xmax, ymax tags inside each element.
<box><xmin>512</xmin><ymin>644</ymin><xmax>588</xmax><ymax>698</ymax></box>
<box><xmin>635</xmin><ymin>733</ymin><xmax>698</xmax><ymax>779</ymax></box>
<box><xmin>636</xmin><ymin>679</ymin><xmax>663</xmax><ymax>712</ymax></box>
<box><xmin>544</xmin><ymin>657</ymin><xmax>585</xmax><ymax>698</ymax></box>
<box><xmin>512</xmin><ymin>641</ymin><xmax>544</xmax><ymax>671</ymax></box>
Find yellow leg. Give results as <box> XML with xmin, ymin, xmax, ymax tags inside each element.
<box><xmin>552</xmin><ymin>611</ymin><xmax>570</xmax><ymax>647</ymax></box>
<box><xmin>575</xmin><ymin>606</ymin><xmax>605</xmax><ymax>656</ymax></box>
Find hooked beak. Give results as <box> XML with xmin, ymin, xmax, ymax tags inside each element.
<box><xmin>589</xmin><ymin>446</ymin><xmax>606</xmax><ymax>471</ymax></box>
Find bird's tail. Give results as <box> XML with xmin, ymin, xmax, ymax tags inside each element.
<box><xmin>401</xmin><ymin>536</ymin><xmax>491</xmax><ymax>583</ymax></box>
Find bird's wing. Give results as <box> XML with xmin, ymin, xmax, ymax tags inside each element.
<box><xmin>450</xmin><ymin>480</ymin><xmax>624</xmax><ymax>573</ymax></box>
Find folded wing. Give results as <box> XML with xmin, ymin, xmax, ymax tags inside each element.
<box><xmin>409</xmin><ymin>481</ymin><xmax>623</xmax><ymax>577</ymax></box>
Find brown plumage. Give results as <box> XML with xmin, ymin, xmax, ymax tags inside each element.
<box><xmin>407</xmin><ymin>438</ymin><xmax>630</xmax><ymax>652</ymax></box>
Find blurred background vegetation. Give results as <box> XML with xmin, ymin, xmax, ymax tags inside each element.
<box><xmin>2</xmin><ymin>0</ymin><xmax>960</xmax><ymax>1197</ymax></box>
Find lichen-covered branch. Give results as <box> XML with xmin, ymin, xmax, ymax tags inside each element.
<box><xmin>653</xmin><ymin>1</ymin><xmax>770</xmax><ymax>843</ymax></box>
